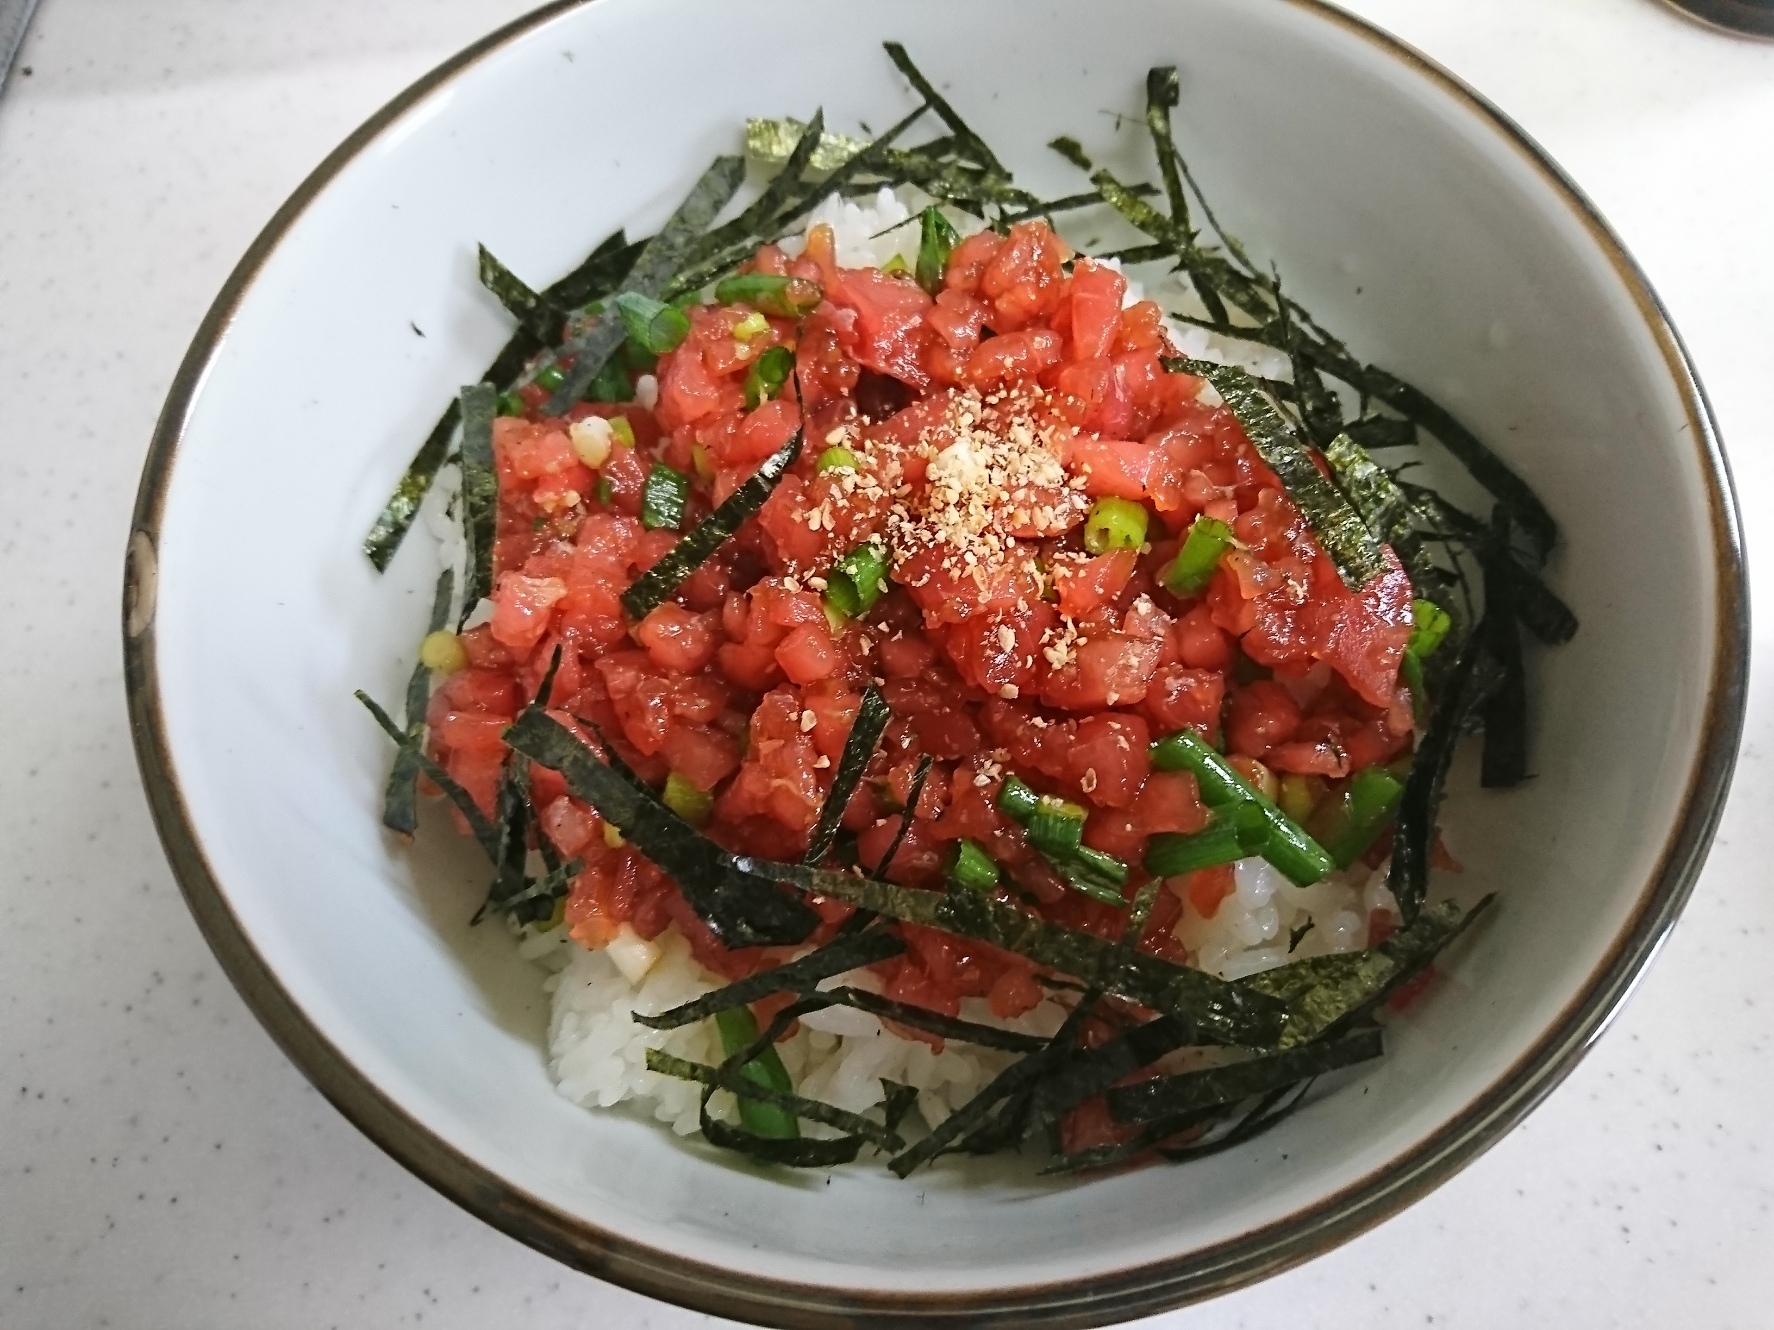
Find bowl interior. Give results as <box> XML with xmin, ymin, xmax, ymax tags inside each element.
<box><xmin>141</xmin><ymin>0</ymin><xmax>1729</xmax><ymax>1312</ymax></box>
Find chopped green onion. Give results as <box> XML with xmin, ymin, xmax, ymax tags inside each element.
<box><xmin>608</xmin><ymin>416</ymin><xmax>636</xmax><ymax>448</ymax></box>
<box><xmin>995</xmin><ymin>774</ymin><xmax>1041</xmax><ymax>822</ymax></box>
<box><xmin>1161</xmin><ymin>515</ymin><xmax>1234</xmax><ymax>596</ymax></box>
<box><xmin>586</xmin><ymin>355</ymin><xmax>632</xmax><ymax>403</ymax></box>
<box><xmin>1053</xmin><ymin>846</ymin><xmax>1129</xmax><ymax>905</ymax></box>
<box><xmin>743</xmin><ymin>345</ymin><xmax>795</xmax><ymax>410</ymax></box>
<box><xmin>1144</xmin><ymin>804</ymin><xmax>1265</xmax><ymax>877</ymax></box>
<box><xmin>825</xmin><ymin>542</ymin><xmax>890</xmax><ymax>618</ymax></box>
<box><xmin>713</xmin><ymin>1006</ymin><xmax>800</xmax><ymax>1140</ymax></box>
<box><xmin>496</xmin><ymin>391</ymin><xmax>526</xmax><ymax>418</ymax></box>
<box><xmin>817</xmin><ymin>446</ymin><xmax>859</xmax><ymax>473</ymax></box>
<box><xmin>534</xmin><ymin>363</ymin><xmax>566</xmax><ymax>393</ymax></box>
<box><xmin>1277</xmin><ymin>772</ymin><xmax>1325</xmax><ymax>824</ymax></box>
<box><xmin>614</xmin><ymin>291</ymin><xmax>691</xmax><ymax>355</ymax></box>
<box><xmin>714</xmin><ymin>273</ymin><xmax>823</xmax><ymax>319</ymax></box>
<box><xmin>662</xmin><ymin>771</ymin><xmax>714</xmax><ymax>827</ymax></box>
<box><xmin>1083</xmin><ymin>497</ymin><xmax>1149</xmax><ymax>555</ymax></box>
<box><xmin>1314</xmin><ymin>766</ymin><xmax>1406</xmax><ymax>868</ymax></box>
<box><xmin>732</xmin><ymin>311</ymin><xmax>769</xmax><ymax>341</ymax></box>
<box><xmin>881</xmin><ymin>254</ymin><xmax>910</xmax><ymax>276</ymax></box>
<box><xmin>1027</xmin><ymin>796</ymin><xmax>1087</xmax><ymax>856</ymax></box>
<box><xmin>1150</xmin><ymin>727</ymin><xmax>1334</xmax><ymax>886</ymax></box>
<box><xmin>595</xmin><ymin>476</ymin><xmax>614</xmax><ymax>506</ymax></box>
<box><xmin>1408</xmin><ymin>599</ymin><xmax>1452</xmax><ymax>658</ymax></box>
<box><xmin>947</xmin><ymin>839</ymin><xmax>1001</xmax><ymax>892</ymax></box>
<box><xmin>915</xmin><ymin>205</ymin><xmax>960</xmax><ymax>295</ymax></box>
<box><xmin>640</xmin><ymin>463</ymin><xmax>690</xmax><ymax>531</ymax></box>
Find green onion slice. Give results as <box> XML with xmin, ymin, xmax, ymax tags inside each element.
<box><xmin>1083</xmin><ymin>497</ymin><xmax>1149</xmax><ymax>555</ymax></box>
<box><xmin>714</xmin><ymin>273</ymin><xmax>823</xmax><ymax>319</ymax></box>
<box><xmin>743</xmin><ymin>344</ymin><xmax>796</xmax><ymax>411</ymax></box>
<box><xmin>947</xmin><ymin>839</ymin><xmax>1001</xmax><ymax>892</ymax></box>
<box><xmin>662</xmin><ymin>771</ymin><xmax>714</xmax><ymax>826</ymax></box>
<box><xmin>640</xmin><ymin>463</ymin><xmax>690</xmax><ymax>531</ymax></box>
<box><xmin>1027</xmin><ymin>797</ymin><xmax>1087</xmax><ymax>856</ymax></box>
<box><xmin>1161</xmin><ymin>515</ymin><xmax>1234</xmax><ymax>596</ymax></box>
<box><xmin>1150</xmin><ymin>728</ymin><xmax>1334</xmax><ymax>886</ymax></box>
<box><xmin>714</xmin><ymin>1006</ymin><xmax>801</xmax><ymax>1140</ymax></box>
<box><xmin>995</xmin><ymin>774</ymin><xmax>1041</xmax><ymax>822</ymax></box>
<box><xmin>817</xmin><ymin>446</ymin><xmax>859</xmax><ymax>472</ymax></box>
<box><xmin>825</xmin><ymin>542</ymin><xmax>890</xmax><ymax>618</ymax></box>
<box><xmin>614</xmin><ymin>291</ymin><xmax>692</xmax><ymax>355</ymax></box>
<box><xmin>914</xmin><ymin>205</ymin><xmax>960</xmax><ymax>295</ymax></box>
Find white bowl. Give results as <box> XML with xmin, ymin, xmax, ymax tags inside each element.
<box><xmin>123</xmin><ymin>0</ymin><xmax>1747</xmax><ymax>1323</ymax></box>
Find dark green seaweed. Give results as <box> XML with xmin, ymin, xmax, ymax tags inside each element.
<box><xmin>1106</xmin><ymin>1025</ymin><xmax>1383</xmax><ymax>1124</ymax></box>
<box><xmin>546</xmin><ymin>155</ymin><xmax>746</xmax><ymax>413</ymax></box>
<box><xmin>455</xmin><ymin>383</ymin><xmax>498</xmax><ymax>622</ymax></box>
<box><xmin>620</xmin><ymin>430</ymin><xmax>803</xmax><ymax>621</ymax></box>
<box><xmin>1345</xmin><ymin>415</ymin><xmax>1419</xmax><ymax>452</ymax></box>
<box><xmin>646</xmin><ymin>1050</ymin><xmax>906</xmax><ymax>1151</ymax></box>
<box><xmin>1027</xmin><ymin>1016</ymin><xmax>1194</xmax><ymax>1125</ymax></box>
<box><xmin>868</xmin><ymin>753</ymin><xmax>933</xmax><ymax>882</ymax></box>
<box><xmin>1479</xmin><ymin>508</ymin><xmax>1529</xmax><ymax>787</ymax></box>
<box><xmin>476</xmin><ymin>245</ymin><xmax>551</xmax><ymax>337</ymax></box>
<box><xmin>632</xmin><ymin>929</ymin><xmax>907</xmax><ymax>1031</ymax></box>
<box><xmin>736</xmin><ymin>862</ymin><xmax>1284</xmax><ymax>1048</ymax></box>
<box><xmin>377</xmin><ymin>568</ymin><xmax>456</xmax><ymax>836</ymax></box>
<box><xmin>356</xmin><ymin>690</ymin><xmax>500</xmax><ymax>858</ymax></box>
<box><xmin>883</xmin><ymin>42</ymin><xmax>1005</xmax><ymax>175</ymax></box>
<box><xmin>504</xmin><ymin>708</ymin><xmax>818</xmax><ymax>947</ymax></box>
<box><xmin>814</xmin><ymin>987</ymin><xmax>1049</xmax><ymax>1054</ymax></box>
<box><xmin>362</xmin><ymin>230</ymin><xmax>633</xmax><ymax>572</ymax></box>
<box><xmin>804</xmin><ymin>686</ymin><xmax>890</xmax><ymax>867</ymax></box>
<box><xmin>1385</xmin><ymin>633</ymin><xmax>1487</xmax><ymax>925</ymax></box>
<box><xmin>1243</xmin><ymin>896</ymin><xmax>1491</xmax><ymax>1047</ymax></box>
<box><xmin>1177</xmin><ymin>360</ymin><xmax>1386</xmax><ymax>589</ymax></box>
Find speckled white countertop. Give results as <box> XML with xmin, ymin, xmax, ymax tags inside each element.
<box><xmin>2</xmin><ymin>1</ymin><xmax>1771</xmax><ymax>1326</ymax></box>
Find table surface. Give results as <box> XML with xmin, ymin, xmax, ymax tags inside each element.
<box><xmin>3</xmin><ymin>1</ymin><xmax>1771</xmax><ymax>1326</ymax></box>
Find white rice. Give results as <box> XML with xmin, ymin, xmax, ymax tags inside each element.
<box><xmin>464</xmin><ymin>190</ymin><xmax>1398</xmax><ymax>1141</ymax></box>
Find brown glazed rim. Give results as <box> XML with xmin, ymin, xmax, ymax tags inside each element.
<box><xmin>1659</xmin><ymin>0</ymin><xmax>1774</xmax><ymax>39</ymax></box>
<box><xmin>122</xmin><ymin>2</ymin><xmax>1748</xmax><ymax>1325</ymax></box>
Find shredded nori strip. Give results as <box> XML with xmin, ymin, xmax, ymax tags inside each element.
<box><xmin>504</xmin><ymin>708</ymin><xmax>818</xmax><ymax>947</ymax></box>
<box><xmin>1478</xmin><ymin>508</ymin><xmax>1530</xmax><ymax>787</ymax></box>
<box><xmin>356</xmin><ymin>690</ymin><xmax>499</xmax><ymax>859</ymax></box>
<box><xmin>455</xmin><ymin>383</ymin><xmax>498</xmax><ymax>622</ymax></box>
<box><xmin>362</xmin><ymin>229</ymin><xmax>633</xmax><ymax>572</ymax></box>
<box><xmin>1026</xmin><ymin>1015</ymin><xmax>1193</xmax><ymax>1125</ymax></box>
<box><xmin>476</xmin><ymin>245</ymin><xmax>550</xmax><ymax>335</ymax></box>
<box><xmin>883</xmin><ymin>42</ymin><xmax>1005</xmax><ymax>176</ymax></box>
<box><xmin>745</xmin><ymin>116</ymin><xmax>868</xmax><ymax>174</ymax></box>
<box><xmin>491</xmin><ymin>854</ymin><xmax>581</xmax><ymax>928</ymax></box>
<box><xmin>1345</xmin><ymin>415</ymin><xmax>1419</xmax><ymax>451</ymax></box>
<box><xmin>620</xmin><ymin>429</ymin><xmax>803</xmax><ymax>621</ymax></box>
<box><xmin>646</xmin><ymin>1050</ymin><xmax>907</xmax><ymax>1151</ymax></box>
<box><xmin>545</xmin><ymin>155</ymin><xmax>746</xmax><ymax>413</ymax></box>
<box><xmin>804</xmin><ymin>685</ymin><xmax>890</xmax><ymax>867</ymax></box>
<box><xmin>812</xmin><ymin>987</ymin><xmax>1050</xmax><ymax>1054</ymax></box>
<box><xmin>1385</xmin><ymin>633</ymin><xmax>1487</xmax><ymax>924</ymax></box>
<box><xmin>377</xmin><ymin>568</ymin><xmax>454</xmax><ymax>836</ymax></box>
<box><xmin>737</xmin><ymin>862</ymin><xmax>1284</xmax><ymax>1048</ymax></box>
<box><xmin>1050</xmin><ymin>1079</ymin><xmax>1312</xmax><ymax>1175</ymax></box>
<box><xmin>632</xmin><ymin>929</ymin><xmax>907</xmax><ymax>1031</ymax></box>
<box><xmin>1178</xmin><ymin>360</ymin><xmax>1387</xmax><ymax>589</ymax></box>
<box><xmin>1106</xmin><ymin>1025</ymin><xmax>1384</xmax><ymax>1124</ymax></box>
<box><xmin>869</xmin><ymin>753</ymin><xmax>933</xmax><ymax>881</ymax></box>
<box><xmin>1243</xmin><ymin>896</ymin><xmax>1492</xmax><ymax>1047</ymax></box>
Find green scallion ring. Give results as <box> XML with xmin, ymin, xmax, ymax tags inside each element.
<box><xmin>640</xmin><ymin>463</ymin><xmax>690</xmax><ymax>532</ymax></box>
<box><xmin>947</xmin><ymin>839</ymin><xmax>1001</xmax><ymax>892</ymax></box>
<box><xmin>1083</xmin><ymin>496</ymin><xmax>1150</xmax><ymax>555</ymax></box>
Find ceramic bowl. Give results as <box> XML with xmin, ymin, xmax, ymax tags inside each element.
<box><xmin>123</xmin><ymin>0</ymin><xmax>1746</xmax><ymax>1324</ymax></box>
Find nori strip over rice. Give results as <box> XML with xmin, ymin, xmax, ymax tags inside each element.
<box><xmin>632</xmin><ymin>929</ymin><xmax>908</xmax><ymax>1031</ymax></box>
<box><xmin>739</xmin><ymin>862</ymin><xmax>1284</xmax><ymax>1048</ymax></box>
<box><xmin>1105</xmin><ymin>1024</ymin><xmax>1384</xmax><ymax>1124</ymax></box>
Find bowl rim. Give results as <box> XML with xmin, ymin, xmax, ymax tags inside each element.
<box><xmin>121</xmin><ymin>0</ymin><xmax>1749</xmax><ymax>1324</ymax></box>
